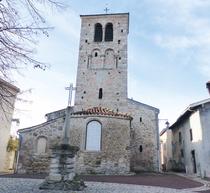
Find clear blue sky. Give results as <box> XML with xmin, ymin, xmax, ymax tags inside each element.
<box><xmin>13</xmin><ymin>0</ymin><xmax>210</xmax><ymax>132</ymax></box>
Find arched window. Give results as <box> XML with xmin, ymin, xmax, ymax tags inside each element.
<box><xmin>86</xmin><ymin>121</ymin><xmax>102</xmax><ymax>151</ymax></box>
<box><xmin>94</xmin><ymin>23</ymin><xmax>103</xmax><ymax>42</ymax></box>
<box><xmin>105</xmin><ymin>23</ymin><xmax>113</xmax><ymax>41</ymax></box>
<box><xmin>37</xmin><ymin>137</ymin><xmax>47</xmax><ymax>154</ymax></box>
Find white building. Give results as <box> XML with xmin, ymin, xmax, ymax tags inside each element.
<box><xmin>0</xmin><ymin>78</ymin><xmax>19</xmax><ymax>172</ymax></box>
<box><xmin>160</xmin><ymin>124</ymin><xmax>173</xmax><ymax>171</ymax></box>
<box><xmin>169</xmin><ymin>97</ymin><xmax>210</xmax><ymax>178</ymax></box>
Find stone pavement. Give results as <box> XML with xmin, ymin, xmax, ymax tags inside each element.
<box><xmin>81</xmin><ymin>173</ymin><xmax>203</xmax><ymax>189</ymax></box>
<box><xmin>0</xmin><ymin>173</ymin><xmax>210</xmax><ymax>193</ymax></box>
<box><xmin>0</xmin><ymin>178</ymin><xmax>201</xmax><ymax>193</ymax></box>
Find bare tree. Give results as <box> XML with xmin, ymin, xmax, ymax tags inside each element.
<box><xmin>0</xmin><ymin>0</ymin><xmax>64</xmax><ymax>120</ymax></box>
<box><xmin>0</xmin><ymin>0</ymin><xmax>65</xmax><ymax>79</ymax></box>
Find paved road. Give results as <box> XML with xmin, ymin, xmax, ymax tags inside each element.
<box><xmin>0</xmin><ymin>173</ymin><xmax>202</xmax><ymax>189</ymax></box>
<box><xmin>0</xmin><ymin>173</ymin><xmax>209</xmax><ymax>193</ymax></box>
<box><xmin>81</xmin><ymin>173</ymin><xmax>202</xmax><ymax>189</ymax></box>
<box><xmin>0</xmin><ymin>178</ymin><xmax>199</xmax><ymax>193</ymax></box>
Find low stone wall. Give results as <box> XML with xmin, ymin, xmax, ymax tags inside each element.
<box><xmin>17</xmin><ymin>117</ymin><xmax>64</xmax><ymax>174</ymax></box>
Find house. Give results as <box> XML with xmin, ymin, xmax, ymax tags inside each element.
<box><xmin>0</xmin><ymin>78</ymin><xmax>19</xmax><ymax>172</ymax></box>
<box><xmin>160</xmin><ymin>122</ymin><xmax>173</xmax><ymax>171</ymax></box>
<box><xmin>169</xmin><ymin>95</ymin><xmax>210</xmax><ymax>177</ymax></box>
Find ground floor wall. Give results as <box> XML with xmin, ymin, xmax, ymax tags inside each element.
<box><xmin>127</xmin><ymin>100</ymin><xmax>159</xmax><ymax>172</ymax></box>
<box><xmin>70</xmin><ymin>115</ymin><xmax>131</xmax><ymax>175</ymax></box>
<box><xmin>17</xmin><ymin>115</ymin><xmax>131</xmax><ymax>175</ymax></box>
<box><xmin>17</xmin><ymin>118</ymin><xmax>64</xmax><ymax>174</ymax></box>
<box><xmin>0</xmin><ymin>129</ymin><xmax>11</xmax><ymax>172</ymax></box>
<box><xmin>17</xmin><ymin>105</ymin><xmax>160</xmax><ymax>175</ymax></box>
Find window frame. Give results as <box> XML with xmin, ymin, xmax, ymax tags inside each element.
<box><xmin>99</xmin><ymin>88</ymin><xmax>103</xmax><ymax>99</ymax></box>
<box><xmin>85</xmin><ymin>120</ymin><xmax>102</xmax><ymax>151</ymax></box>
<box><xmin>105</xmin><ymin>23</ymin><xmax>113</xmax><ymax>42</ymax></box>
<box><xmin>190</xmin><ymin>129</ymin><xmax>193</xmax><ymax>141</ymax></box>
<box><xmin>94</xmin><ymin>23</ymin><xmax>103</xmax><ymax>42</ymax></box>
<box><xmin>178</xmin><ymin>131</ymin><xmax>182</xmax><ymax>144</ymax></box>
<box><xmin>36</xmin><ymin>136</ymin><xmax>47</xmax><ymax>155</ymax></box>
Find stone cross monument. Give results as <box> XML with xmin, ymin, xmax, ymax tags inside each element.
<box><xmin>65</xmin><ymin>83</ymin><xmax>76</xmax><ymax>107</ymax></box>
<box><xmin>39</xmin><ymin>84</ymin><xmax>86</xmax><ymax>191</ymax></box>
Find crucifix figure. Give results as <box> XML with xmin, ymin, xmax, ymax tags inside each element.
<box><xmin>65</xmin><ymin>83</ymin><xmax>76</xmax><ymax>107</ymax></box>
<box><xmin>104</xmin><ymin>4</ymin><xmax>110</xmax><ymax>14</ymax></box>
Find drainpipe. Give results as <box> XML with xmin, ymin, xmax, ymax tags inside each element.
<box><xmin>155</xmin><ymin>111</ymin><xmax>160</xmax><ymax>172</ymax></box>
<box><xmin>14</xmin><ymin>132</ymin><xmax>22</xmax><ymax>173</ymax></box>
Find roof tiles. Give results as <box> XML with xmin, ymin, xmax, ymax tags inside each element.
<box><xmin>72</xmin><ymin>106</ymin><xmax>132</xmax><ymax>119</ymax></box>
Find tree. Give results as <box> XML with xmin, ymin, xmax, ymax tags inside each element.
<box><xmin>0</xmin><ymin>0</ymin><xmax>64</xmax><ymax>120</ymax></box>
<box><xmin>0</xmin><ymin>0</ymin><xmax>64</xmax><ymax>79</ymax></box>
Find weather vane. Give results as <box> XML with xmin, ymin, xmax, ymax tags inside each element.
<box><xmin>104</xmin><ymin>4</ymin><xmax>110</xmax><ymax>14</ymax></box>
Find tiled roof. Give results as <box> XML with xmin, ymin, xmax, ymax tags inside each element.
<box><xmin>72</xmin><ymin>107</ymin><xmax>132</xmax><ymax>119</ymax></box>
<box><xmin>169</xmin><ymin>98</ymin><xmax>210</xmax><ymax>129</ymax></box>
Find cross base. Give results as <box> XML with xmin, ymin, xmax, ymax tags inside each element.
<box><xmin>39</xmin><ymin>144</ymin><xmax>86</xmax><ymax>191</ymax></box>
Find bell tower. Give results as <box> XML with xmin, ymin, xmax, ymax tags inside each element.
<box><xmin>74</xmin><ymin>13</ymin><xmax>129</xmax><ymax>111</ymax></box>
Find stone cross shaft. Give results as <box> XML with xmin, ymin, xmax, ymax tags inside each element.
<box><xmin>62</xmin><ymin>106</ymin><xmax>71</xmax><ymax>145</ymax></box>
<box><xmin>63</xmin><ymin>83</ymin><xmax>75</xmax><ymax>144</ymax></box>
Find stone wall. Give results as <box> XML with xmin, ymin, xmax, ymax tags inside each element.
<box><xmin>127</xmin><ymin>99</ymin><xmax>159</xmax><ymax>172</ymax></box>
<box><xmin>18</xmin><ymin>117</ymin><xmax>64</xmax><ymax>174</ymax></box>
<box><xmin>160</xmin><ymin>128</ymin><xmax>173</xmax><ymax>171</ymax></box>
<box><xmin>18</xmin><ymin>114</ymin><xmax>131</xmax><ymax>175</ymax></box>
<box><xmin>74</xmin><ymin>13</ymin><xmax>129</xmax><ymax>112</ymax></box>
<box><xmin>200</xmin><ymin>103</ymin><xmax>210</xmax><ymax>177</ymax></box>
<box><xmin>69</xmin><ymin>115</ymin><xmax>131</xmax><ymax>175</ymax></box>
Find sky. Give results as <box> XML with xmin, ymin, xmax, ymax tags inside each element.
<box><xmin>11</xmin><ymin>0</ymin><xmax>210</xmax><ymax>134</ymax></box>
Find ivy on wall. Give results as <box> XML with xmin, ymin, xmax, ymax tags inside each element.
<box><xmin>7</xmin><ymin>137</ymin><xmax>19</xmax><ymax>152</ymax></box>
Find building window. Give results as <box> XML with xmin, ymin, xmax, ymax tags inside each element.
<box><xmin>140</xmin><ymin>117</ymin><xmax>142</xmax><ymax>122</ymax></box>
<box><xmin>105</xmin><ymin>23</ymin><xmax>113</xmax><ymax>41</ymax></box>
<box><xmin>99</xmin><ymin>88</ymin><xmax>103</xmax><ymax>99</ymax></box>
<box><xmin>139</xmin><ymin>145</ymin><xmax>143</xmax><ymax>152</ymax></box>
<box><xmin>94</xmin><ymin>23</ymin><xmax>103</xmax><ymax>42</ymax></box>
<box><xmin>37</xmin><ymin>137</ymin><xmax>47</xmax><ymax>154</ymax></box>
<box><xmin>86</xmin><ymin>121</ymin><xmax>102</xmax><ymax>151</ymax></box>
<box><xmin>181</xmin><ymin>149</ymin><xmax>184</xmax><ymax>157</ymax></box>
<box><xmin>179</xmin><ymin>132</ymin><xmax>182</xmax><ymax>144</ymax></box>
<box><xmin>190</xmin><ymin>129</ymin><xmax>193</xmax><ymax>141</ymax></box>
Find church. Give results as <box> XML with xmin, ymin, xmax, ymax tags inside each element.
<box><xmin>17</xmin><ymin>13</ymin><xmax>160</xmax><ymax>175</ymax></box>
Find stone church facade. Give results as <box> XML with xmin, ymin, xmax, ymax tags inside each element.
<box><xmin>17</xmin><ymin>13</ymin><xmax>160</xmax><ymax>175</ymax></box>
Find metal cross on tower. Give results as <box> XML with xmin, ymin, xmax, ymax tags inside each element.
<box><xmin>65</xmin><ymin>83</ymin><xmax>76</xmax><ymax>107</ymax></box>
<box><xmin>104</xmin><ymin>4</ymin><xmax>110</xmax><ymax>14</ymax></box>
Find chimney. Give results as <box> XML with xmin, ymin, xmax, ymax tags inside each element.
<box><xmin>206</xmin><ymin>81</ymin><xmax>210</xmax><ymax>95</ymax></box>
